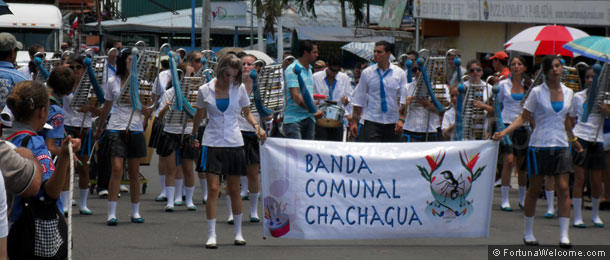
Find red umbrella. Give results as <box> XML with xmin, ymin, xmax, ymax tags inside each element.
<box><xmin>504</xmin><ymin>25</ymin><xmax>589</xmax><ymax>57</ymax></box>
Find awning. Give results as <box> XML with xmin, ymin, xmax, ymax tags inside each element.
<box><xmin>296</xmin><ymin>26</ymin><xmax>406</xmax><ymax>43</ymax></box>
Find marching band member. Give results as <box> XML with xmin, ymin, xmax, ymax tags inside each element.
<box><xmin>62</xmin><ymin>55</ymin><xmax>102</xmax><ymax>215</ymax></box>
<box><xmin>441</xmin><ymin>85</ymin><xmax>459</xmax><ymax>140</ymax></box>
<box><xmin>3</xmin><ymin>81</ymin><xmax>81</xmax><ymax>259</ymax></box>
<box><xmin>283</xmin><ymin>40</ymin><xmax>323</xmax><ymax>140</ymax></box>
<box><xmin>157</xmin><ymin>63</ymin><xmax>197</xmax><ymax>212</ymax></box>
<box><xmin>95</xmin><ymin>48</ymin><xmax>153</xmax><ymax>225</ymax></box>
<box><xmin>445</xmin><ymin>49</ymin><xmax>465</xmax><ymax>87</ymax></box>
<box><xmin>237</xmin><ymin>54</ymin><xmax>269</xmax><ymax>222</ymax></box>
<box><xmin>190</xmin><ymin>54</ymin><xmax>266</xmax><ymax>248</ymax></box>
<box><xmin>41</xmin><ymin>66</ymin><xmax>75</xmax><ymax>214</ymax></box>
<box><xmin>496</xmin><ymin>56</ymin><xmax>531</xmax><ymax>211</ymax></box>
<box><xmin>151</xmin><ymin>56</ymin><xmax>172</xmax><ymax>202</ymax></box>
<box><xmin>313</xmin><ymin>53</ymin><xmax>351</xmax><ymax>141</ymax></box>
<box><xmin>350</xmin><ymin>41</ymin><xmax>407</xmax><ymax>142</ymax></box>
<box><xmin>402</xmin><ymin>60</ymin><xmax>443</xmax><ymax>142</ymax></box>
<box><xmin>569</xmin><ymin>67</ymin><xmax>609</xmax><ymax>228</ymax></box>
<box><xmin>493</xmin><ymin>55</ymin><xmax>581</xmax><ymax>248</ymax></box>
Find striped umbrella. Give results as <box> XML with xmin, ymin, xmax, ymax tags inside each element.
<box><xmin>563</xmin><ymin>36</ymin><xmax>610</xmax><ymax>62</ymax></box>
<box><xmin>504</xmin><ymin>25</ymin><xmax>589</xmax><ymax>57</ymax></box>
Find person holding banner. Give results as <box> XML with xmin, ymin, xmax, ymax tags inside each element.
<box><xmin>313</xmin><ymin>53</ymin><xmax>350</xmax><ymax>141</ymax></box>
<box><xmin>350</xmin><ymin>41</ymin><xmax>407</xmax><ymax>142</ymax></box>
<box><xmin>493</xmin><ymin>55</ymin><xmax>582</xmax><ymax>249</ymax></box>
<box><xmin>569</xmin><ymin>67</ymin><xmax>609</xmax><ymax>228</ymax></box>
<box><xmin>95</xmin><ymin>48</ymin><xmax>152</xmax><ymax>226</ymax></box>
<box><xmin>190</xmin><ymin>54</ymin><xmax>266</xmax><ymax>249</ymax></box>
<box><xmin>495</xmin><ymin>56</ymin><xmax>531</xmax><ymax>211</ymax></box>
<box><xmin>283</xmin><ymin>40</ymin><xmax>324</xmax><ymax>140</ymax></box>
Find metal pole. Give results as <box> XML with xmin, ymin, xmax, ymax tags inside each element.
<box><xmin>201</xmin><ymin>0</ymin><xmax>210</xmax><ymax>50</ymax></box>
<box><xmin>234</xmin><ymin>26</ymin><xmax>239</xmax><ymax>47</ymax></box>
<box><xmin>97</xmin><ymin>0</ymin><xmax>103</xmax><ymax>55</ymax></box>
<box><xmin>257</xmin><ymin>16</ymin><xmax>264</xmax><ymax>52</ymax></box>
<box><xmin>191</xmin><ymin>0</ymin><xmax>195</xmax><ymax>49</ymax></box>
<box><xmin>250</xmin><ymin>0</ymin><xmax>254</xmax><ymax>49</ymax></box>
<box><xmin>277</xmin><ymin>16</ymin><xmax>283</xmax><ymax>61</ymax></box>
<box><xmin>415</xmin><ymin>18</ymin><xmax>420</xmax><ymax>50</ymax></box>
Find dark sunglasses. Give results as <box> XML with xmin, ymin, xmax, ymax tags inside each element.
<box><xmin>328</xmin><ymin>67</ymin><xmax>341</xmax><ymax>73</ymax></box>
<box><xmin>314</xmin><ymin>66</ymin><xmax>324</xmax><ymax>70</ymax></box>
<box><xmin>411</xmin><ymin>67</ymin><xmax>420</xmax><ymax>73</ymax></box>
<box><xmin>469</xmin><ymin>67</ymin><xmax>482</xmax><ymax>73</ymax></box>
<box><xmin>69</xmin><ymin>64</ymin><xmax>83</xmax><ymax>70</ymax></box>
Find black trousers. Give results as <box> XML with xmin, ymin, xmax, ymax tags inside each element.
<box><xmin>358</xmin><ymin>120</ymin><xmax>402</xmax><ymax>143</ymax></box>
<box><xmin>315</xmin><ymin>124</ymin><xmax>343</xmax><ymax>141</ymax></box>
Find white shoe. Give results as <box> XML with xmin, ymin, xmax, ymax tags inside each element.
<box><xmin>120</xmin><ymin>185</ymin><xmax>129</xmax><ymax>193</ymax></box>
<box><xmin>98</xmin><ymin>190</ymin><xmax>108</xmax><ymax>198</ymax></box>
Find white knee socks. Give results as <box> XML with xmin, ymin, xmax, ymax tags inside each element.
<box><xmin>559</xmin><ymin>217</ymin><xmax>570</xmax><ymax>244</ymax></box>
<box><xmin>240</xmin><ymin>176</ymin><xmax>248</xmax><ymax>197</ymax></box>
<box><xmin>545</xmin><ymin>190</ymin><xmax>555</xmax><ymax>215</ymax></box>
<box><xmin>159</xmin><ymin>175</ymin><xmax>166</xmax><ymax>197</ymax></box>
<box><xmin>107</xmin><ymin>201</ymin><xmax>117</xmax><ymax>220</ymax></box>
<box><xmin>79</xmin><ymin>189</ymin><xmax>89</xmax><ymax>211</ymax></box>
<box><xmin>249</xmin><ymin>192</ymin><xmax>259</xmax><ymax>218</ymax></box>
<box><xmin>226</xmin><ymin>195</ymin><xmax>234</xmax><ymax>221</ymax></box>
<box><xmin>166</xmin><ymin>186</ymin><xmax>175</xmax><ymax>208</ymax></box>
<box><xmin>175</xmin><ymin>179</ymin><xmax>184</xmax><ymax>203</ymax></box>
<box><xmin>523</xmin><ymin>216</ymin><xmax>536</xmax><ymax>242</ymax></box>
<box><xmin>206</xmin><ymin>219</ymin><xmax>217</xmax><ymax>245</ymax></box>
<box><xmin>234</xmin><ymin>214</ymin><xmax>244</xmax><ymax>242</ymax></box>
<box><xmin>592</xmin><ymin>197</ymin><xmax>603</xmax><ymax>224</ymax></box>
<box><xmin>185</xmin><ymin>186</ymin><xmax>195</xmax><ymax>207</ymax></box>
<box><xmin>501</xmin><ymin>186</ymin><xmax>511</xmax><ymax>208</ymax></box>
<box><xmin>518</xmin><ymin>186</ymin><xmax>526</xmax><ymax>206</ymax></box>
<box><xmin>61</xmin><ymin>191</ymin><xmax>70</xmax><ymax>212</ymax></box>
<box><xmin>572</xmin><ymin>198</ymin><xmax>583</xmax><ymax>225</ymax></box>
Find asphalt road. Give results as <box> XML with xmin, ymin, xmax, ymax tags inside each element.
<box><xmin>71</xmin><ymin>154</ymin><xmax>610</xmax><ymax>260</ymax></box>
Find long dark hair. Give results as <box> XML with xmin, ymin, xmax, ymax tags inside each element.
<box><xmin>116</xmin><ymin>48</ymin><xmax>132</xmax><ymax>78</ymax></box>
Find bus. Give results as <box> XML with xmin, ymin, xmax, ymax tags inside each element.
<box><xmin>0</xmin><ymin>3</ymin><xmax>63</xmax><ymax>66</ymax></box>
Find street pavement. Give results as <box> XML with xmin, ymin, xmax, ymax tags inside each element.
<box><xmin>71</xmin><ymin>154</ymin><xmax>610</xmax><ymax>260</ymax></box>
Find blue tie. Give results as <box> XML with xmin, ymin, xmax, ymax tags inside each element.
<box><xmin>376</xmin><ymin>68</ymin><xmax>391</xmax><ymax>113</ymax></box>
<box><xmin>324</xmin><ymin>77</ymin><xmax>337</xmax><ymax>101</ymax></box>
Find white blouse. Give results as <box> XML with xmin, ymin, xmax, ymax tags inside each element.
<box><xmin>570</xmin><ymin>89</ymin><xmax>604</xmax><ymax>143</ymax></box>
<box><xmin>103</xmin><ymin>77</ymin><xmax>145</xmax><ymax>131</ymax></box>
<box><xmin>62</xmin><ymin>93</ymin><xmax>94</xmax><ymax>128</ymax></box>
<box><xmin>523</xmin><ymin>83</ymin><xmax>574</xmax><ymax>147</ymax></box>
<box><xmin>403</xmin><ymin>82</ymin><xmax>448</xmax><ymax>132</ymax></box>
<box><xmin>197</xmin><ymin>79</ymin><xmax>250</xmax><ymax>147</ymax></box>
<box><xmin>498</xmin><ymin>78</ymin><xmax>525</xmax><ymax>124</ymax></box>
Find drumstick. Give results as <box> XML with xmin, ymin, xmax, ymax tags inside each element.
<box><xmin>87</xmin><ymin>140</ymin><xmax>98</xmax><ymax>165</ymax></box>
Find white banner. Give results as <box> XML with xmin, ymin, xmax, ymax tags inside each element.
<box><xmin>413</xmin><ymin>0</ymin><xmax>610</xmax><ymax>26</ymax></box>
<box><xmin>195</xmin><ymin>2</ymin><xmax>248</xmax><ymax>27</ymax></box>
<box><xmin>261</xmin><ymin>138</ymin><xmax>499</xmax><ymax>240</ymax></box>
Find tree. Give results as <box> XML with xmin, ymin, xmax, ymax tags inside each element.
<box><xmin>254</xmin><ymin>0</ymin><xmax>365</xmax><ymax>34</ymax></box>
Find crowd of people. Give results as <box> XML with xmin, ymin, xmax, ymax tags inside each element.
<box><xmin>0</xmin><ymin>30</ymin><xmax>609</xmax><ymax>258</ymax></box>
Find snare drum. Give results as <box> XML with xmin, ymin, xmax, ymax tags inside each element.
<box><xmin>317</xmin><ymin>103</ymin><xmax>344</xmax><ymax>128</ymax></box>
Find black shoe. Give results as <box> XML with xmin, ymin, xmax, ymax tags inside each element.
<box><xmin>559</xmin><ymin>242</ymin><xmax>572</xmax><ymax>249</ymax></box>
<box><xmin>523</xmin><ymin>238</ymin><xmax>539</xmax><ymax>246</ymax></box>
<box><xmin>205</xmin><ymin>243</ymin><xmax>217</xmax><ymax>249</ymax></box>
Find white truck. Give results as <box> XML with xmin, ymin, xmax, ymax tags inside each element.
<box><xmin>0</xmin><ymin>3</ymin><xmax>63</xmax><ymax>67</ymax></box>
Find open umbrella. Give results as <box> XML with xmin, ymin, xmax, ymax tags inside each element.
<box><xmin>0</xmin><ymin>0</ymin><xmax>12</xmax><ymax>15</ymax></box>
<box><xmin>504</xmin><ymin>25</ymin><xmax>589</xmax><ymax>57</ymax></box>
<box><xmin>341</xmin><ymin>42</ymin><xmax>395</xmax><ymax>62</ymax></box>
<box><xmin>244</xmin><ymin>50</ymin><xmax>275</xmax><ymax>65</ymax></box>
<box><xmin>563</xmin><ymin>36</ymin><xmax>610</xmax><ymax>62</ymax></box>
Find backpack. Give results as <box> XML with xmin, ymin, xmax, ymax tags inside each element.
<box><xmin>6</xmin><ymin>133</ymin><xmax>68</xmax><ymax>260</ymax></box>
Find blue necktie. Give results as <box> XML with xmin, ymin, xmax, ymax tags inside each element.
<box><xmin>376</xmin><ymin>68</ymin><xmax>391</xmax><ymax>113</ymax></box>
<box><xmin>324</xmin><ymin>77</ymin><xmax>337</xmax><ymax>101</ymax></box>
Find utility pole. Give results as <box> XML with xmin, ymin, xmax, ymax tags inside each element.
<box><xmin>201</xmin><ymin>0</ymin><xmax>210</xmax><ymax>50</ymax></box>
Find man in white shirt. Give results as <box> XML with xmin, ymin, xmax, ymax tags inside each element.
<box><xmin>350</xmin><ymin>41</ymin><xmax>407</xmax><ymax>142</ymax></box>
<box><xmin>313</xmin><ymin>54</ymin><xmax>350</xmax><ymax>141</ymax></box>
<box><xmin>17</xmin><ymin>44</ymin><xmax>44</xmax><ymax>80</ymax></box>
